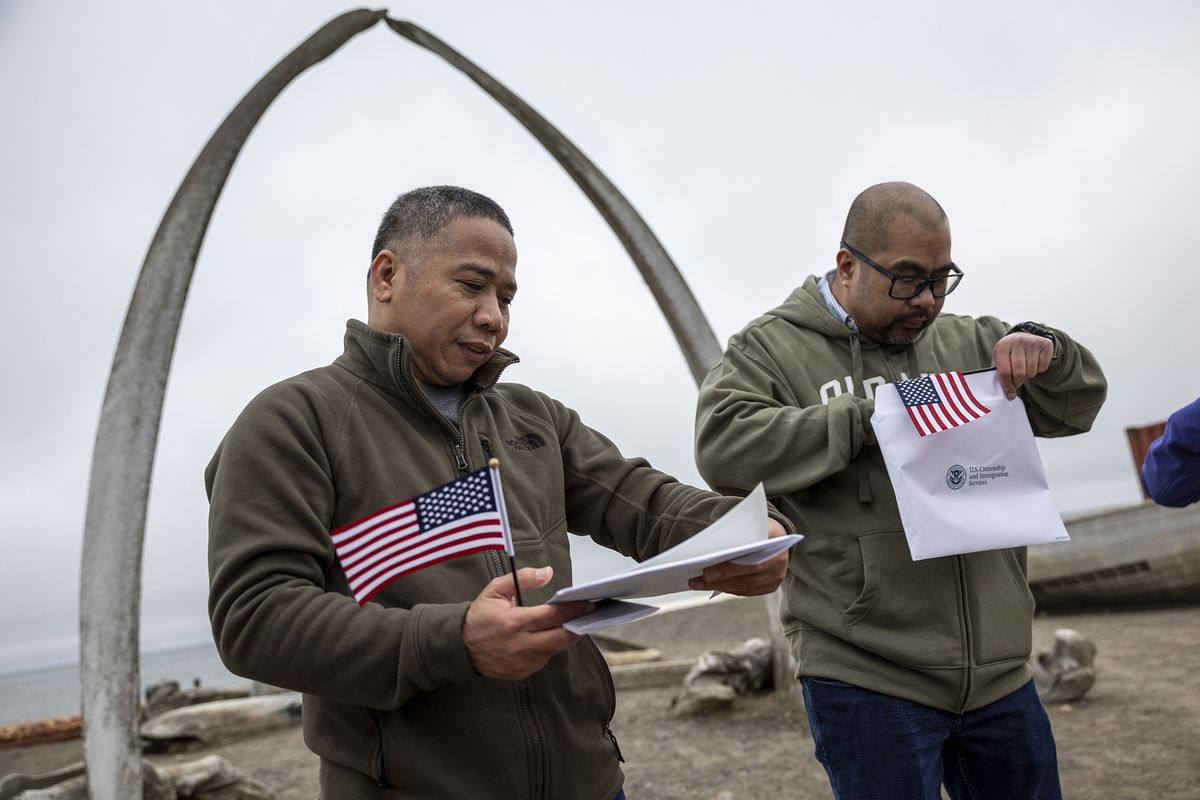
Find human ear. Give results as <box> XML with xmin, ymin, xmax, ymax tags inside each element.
<box><xmin>369</xmin><ymin>250</ymin><xmax>400</xmax><ymax>303</ymax></box>
<box><xmin>834</xmin><ymin>247</ymin><xmax>856</xmax><ymax>285</ymax></box>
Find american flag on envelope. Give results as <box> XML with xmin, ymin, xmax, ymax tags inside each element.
<box><xmin>894</xmin><ymin>371</ymin><xmax>991</xmax><ymax>437</ymax></box>
<box><xmin>330</xmin><ymin>467</ymin><xmax>512</xmax><ymax>605</ymax></box>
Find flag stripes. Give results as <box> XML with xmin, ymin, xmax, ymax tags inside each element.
<box><xmin>330</xmin><ymin>467</ymin><xmax>509</xmax><ymax>605</ymax></box>
<box><xmin>895</xmin><ymin>371</ymin><xmax>991</xmax><ymax>437</ymax></box>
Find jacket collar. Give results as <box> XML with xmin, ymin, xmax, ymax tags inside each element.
<box><xmin>336</xmin><ymin>319</ymin><xmax>520</xmax><ymax>402</ymax></box>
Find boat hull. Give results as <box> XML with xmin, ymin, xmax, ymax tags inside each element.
<box><xmin>1028</xmin><ymin>501</ymin><xmax>1200</xmax><ymax>610</ymax></box>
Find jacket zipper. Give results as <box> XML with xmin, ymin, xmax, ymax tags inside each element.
<box><xmin>954</xmin><ymin>555</ymin><xmax>974</xmax><ymax>712</ymax></box>
<box><xmin>393</xmin><ymin>342</ymin><xmax>546</xmax><ymax>799</ymax></box>
<box><xmin>476</xmin><ymin>433</ymin><xmax>547</xmax><ymax>797</ymax></box>
<box><xmin>451</xmin><ymin>382</ymin><xmax>473</xmax><ymax>473</ymax></box>
<box><xmin>393</xmin><ymin>340</ymin><xmax>473</xmax><ymax>475</ymax></box>
<box><xmin>476</xmin><ymin>442</ymin><xmax>546</xmax><ymax>799</ymax></box>
<box><xmin>888</xmin><ymin>350</ymin><xmax>976</xmax><ymax>710</ymax></box>
<box><xmin>606</xmin><ymin>725</ymin><xmax>625</xmax><ymax>763</ymax></box>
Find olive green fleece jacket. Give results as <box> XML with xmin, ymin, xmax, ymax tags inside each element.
<box><xmin>207</xmin><ymin>320</ymin><xmax>758</xmax><ymax>800</ymax></box>
<box><xmin>695</xmin><ymin>276</ymin><xmax>1107</xmax><ymax>713</ymax></box>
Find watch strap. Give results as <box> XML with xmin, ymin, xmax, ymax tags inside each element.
<box><xmin>1008</xmin><ymin>321</ymin><xmax>1056</xmax><ymax>342</ymax></box>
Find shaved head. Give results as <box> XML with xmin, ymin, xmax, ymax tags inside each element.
<box><xmin>842</xmin><ymin>182</ymin><xmax>948</xmax><ymax>253</ymax></box>
<box><xmin>831</xmin><ymin>182</ymin><xmax>954</xmax><ymax>347</ymax></box>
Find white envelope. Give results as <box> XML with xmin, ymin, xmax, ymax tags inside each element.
<box><xmin>871</xmin><ymin>369</ymin><xmax>1070</xmax><ymax>560</ymax></box>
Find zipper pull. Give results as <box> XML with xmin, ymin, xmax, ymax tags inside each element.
<box><xmin>452</xmin><ymin>445</ymin><xmax>468</xmax><ymax>473</ymax></box>
<box><xmin>480</xmin><ymin>437</ymin><xmax>495</xmax><ymax>460</ymax></box>
<box><xmin>605</xmin><ymin>725</ymin><xmax>625</xmax><ymax>763</ymax></box>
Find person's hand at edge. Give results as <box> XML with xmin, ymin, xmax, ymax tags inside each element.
<box><xmin>687</xmin><ymin>518</ymin><xmax>790</xmax><ymax>596</ymax></box>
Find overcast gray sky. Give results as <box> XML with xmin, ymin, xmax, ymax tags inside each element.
<box><xmin>2</xmin><ymin>1</ymin><xmax>1198</xmax><ymax>674</ymax></box>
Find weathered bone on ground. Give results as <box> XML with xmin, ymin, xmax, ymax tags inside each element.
<box><xmin>1033</xmin><ymin>628</ymin><xmax>1097</xmax><ymax>704</ymax></box>
<box><xmin>671</xmin><ymin>638</ymin><xmax>774</xmax><ymax>716</ymax></box>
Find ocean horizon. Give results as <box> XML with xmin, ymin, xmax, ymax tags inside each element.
<box><xmin>0</xmin><ymin>640</ymin><xmax>248</xmax><ymax>727</ymax></box>
<box><xmin>0</xmin><ymin>591</ymin><xmax>711</xmax><ymax>727</ymax></box>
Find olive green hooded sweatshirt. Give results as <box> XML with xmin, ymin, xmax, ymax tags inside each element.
<box><xmin>695</xmin><ymin>276</ymin><xmax>1106</xmax><ymax>712</ymax></box>
<box><xmin>208</xmin><ymin>320</ymin><xmax>759</xmax><ymax>799</ymax></box>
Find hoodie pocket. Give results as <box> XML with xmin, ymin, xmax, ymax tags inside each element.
<box><xmin>963</xmin><ymin>549</ymin><xmax>1035</xmax><ymax>665</ymax></box>
<box><xmin>841</xmin><ymin>531</ymin><xmax>964</xmax><ymax>668</ymax></box>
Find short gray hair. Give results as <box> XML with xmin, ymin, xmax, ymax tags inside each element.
<box><xmin>371</xmin><ymin>185</ymin><xmax>513</xmax><ymax>260</ymax></box>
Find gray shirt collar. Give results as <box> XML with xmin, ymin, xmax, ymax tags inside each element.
<box><xmin>420</xmin><ymin>382</ymin><xmax>466</xmax><ymax>421</ymax></box>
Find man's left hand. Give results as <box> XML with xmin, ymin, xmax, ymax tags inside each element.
<box><xmin>992</xmin><ymin>332</ymin><xmax>1054</xmax><ymax>400</ymax></box>
<box><xmin>687</xmin><ymin>518</ymin><xmax>790</xmax><ymax>596</ymax></box>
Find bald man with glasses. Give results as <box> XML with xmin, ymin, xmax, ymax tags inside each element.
<box><xmin>695</xmin><ymin>182</ymin><xmax>1107</xmax><ymax>799</ymax></box>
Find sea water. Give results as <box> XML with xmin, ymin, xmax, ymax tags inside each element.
<box><xmin>0</xmin><ymin>642</ymin><xmax>247</xmax><ymax>726</ymax></box>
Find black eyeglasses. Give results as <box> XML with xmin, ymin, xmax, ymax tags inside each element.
<box><xmin>840</xmin><ymin>241</ymin><xmax>964</xmax><ymax>299</ymax></box>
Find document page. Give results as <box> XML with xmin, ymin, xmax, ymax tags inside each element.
<box><xmin>562</xmin><ymin>600</ymin><xmax>659</xmax><ymax>635</ymax></box>
<box><xmin>550</xmin><ymin>484</ymin><xmax>802</xmax><ymax>606</ymax></box>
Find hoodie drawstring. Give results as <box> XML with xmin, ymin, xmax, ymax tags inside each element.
<box><xmin>849</xmin><ymin>334</ymin><xmax>873</xmax><ymax>504</ymax></box>
<box><xmin>905</xmin><ymin>346</ymin><xmax>920</xmax><ymax>382</ymax></box>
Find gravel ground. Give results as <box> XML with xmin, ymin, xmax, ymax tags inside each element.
<box><xmin>4</xmin><ymin>599</ymin><xmax>1199</xmax><ymax>798</ymax></box>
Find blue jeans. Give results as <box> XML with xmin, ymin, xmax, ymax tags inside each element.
<box><xmin>801</xmin><ymin>678</ymin><xmax>1061</xmax><ymax>800</ymax></box>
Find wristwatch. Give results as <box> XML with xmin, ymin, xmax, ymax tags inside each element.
<box><xmin>1008</xmin><ymin>321</ymin><xmax>1057</xmax><ymax>355</ymax></box>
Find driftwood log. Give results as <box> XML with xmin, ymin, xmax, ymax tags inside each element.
<box><xmin>141</xmin><ymin>694</ymin><xmax>302</xmax><ymax>751</ymax></box>
<box><xmin>0</xmin><ymin>716</ymin><xmax>82</xmax><ymax>750</ymax></box>
<box><xmin>144</xmin><ymin>682</ymin><xmax>250</xmax><ymax>719</ymax></box>
<box><xmin>0</xmin><ymin>756</ymin><xmax>272</xmax><ymax>800</ymax></box>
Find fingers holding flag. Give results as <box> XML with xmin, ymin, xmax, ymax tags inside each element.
<box><xmin>463</xmin><ymin>566</ymin><xmax>595</xmax><ymax>681</ymax></box>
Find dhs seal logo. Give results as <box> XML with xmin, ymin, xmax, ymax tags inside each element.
<box><xmin>946</xmin><ymin>465</ymin><xmax>966</xmax><ymax>490</ymax></box>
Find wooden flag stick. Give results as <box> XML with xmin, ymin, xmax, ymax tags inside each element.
<box><xmin>488</xmin><ymin>458</ymin><xmax>523</xmax><ymax>606</ymax></box>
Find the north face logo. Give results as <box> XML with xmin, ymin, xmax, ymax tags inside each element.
<box><xmin>505</xmin><ymin>433</ymin><xmax>546</xmax><ymax>451</ymax></box>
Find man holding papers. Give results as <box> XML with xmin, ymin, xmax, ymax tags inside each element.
<box><xmin>207</xmin><ymin>186</ymin><xmax>790</xmax><ymax>800</ymax></box>
<box><xmin>695</xmin><ymin>182</ymin><xmax>1106</xmax><ymax>799</ymax></box>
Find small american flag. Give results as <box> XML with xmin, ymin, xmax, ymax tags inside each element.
<box><xmin>894</xmin><ymin>371</ymin><xmax>991</xmax><ymax>437</ymax></box>
<box><xmin>331</xmin><ymin>468</ymin><xmax>513</xmax><ymax>605</ymax></box>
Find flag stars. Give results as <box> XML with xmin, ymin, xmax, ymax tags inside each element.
<box><xmin>417</xmin><ymin>471</ymin><xmax>497</xmax><ymax>528</ymax></box>
<box><xmin>897</xmin><ymin>377</ymin><xmax>941</xmax><ymax>407</ymax></box>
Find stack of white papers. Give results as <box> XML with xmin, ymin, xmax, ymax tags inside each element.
<box><xmin>550</xmin><ymin>485</ymin><xmax>803</xmax><ymax>633</ymax></box>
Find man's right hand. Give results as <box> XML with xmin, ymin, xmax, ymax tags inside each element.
<box><xmin>463</xmin><ymin>566</ymin><xmax>593</xmax><ymax>681</ymax></box>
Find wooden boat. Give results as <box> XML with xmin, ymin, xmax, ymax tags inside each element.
<box><xmin>1028</xmin><ymin>500</ymin><xmax>1200</xmax><ymax>610</ymax></box>
<box><xmin>1027</xmin><ymin>418</ymin><xmax>1200</xmax><ymax>611</ymax></box>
